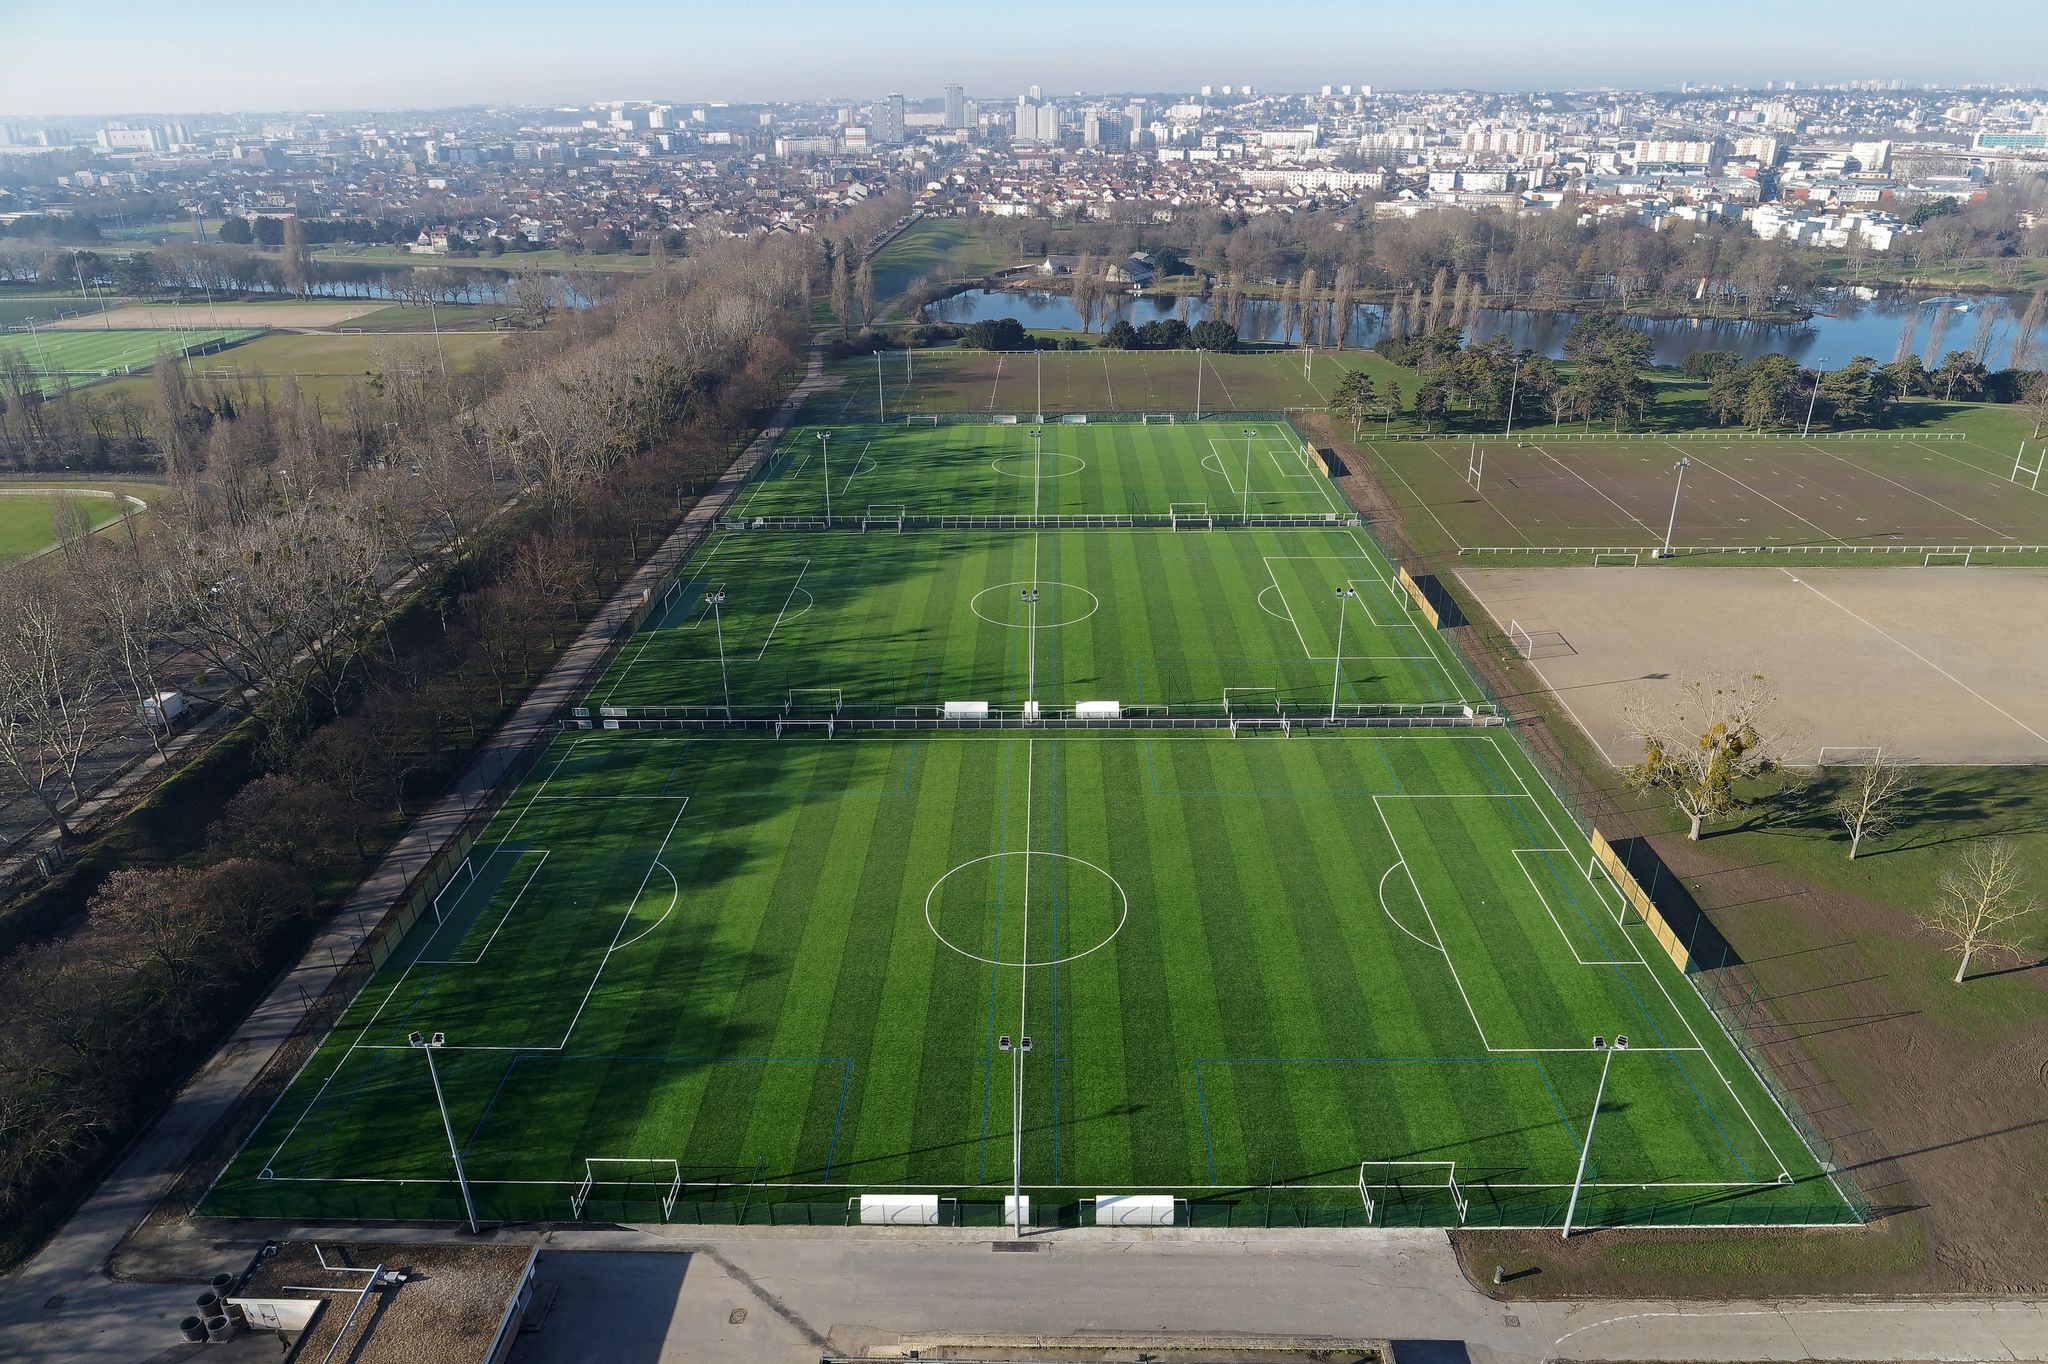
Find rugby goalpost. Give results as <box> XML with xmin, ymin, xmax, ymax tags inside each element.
<box><xmin>571</xmin><ymin>1158</ymin><xmax>683</xmax><ymax>1221</ymax></box>
<box><xmin>2011</xmin><ymin>442</ymin><xmax>2042</xmax><ymax>491</ymax></box>
<box><xmin>1465</xmin><ymin>444</ymin><xmax>1483</xmax><ymax>491</ymax></box>
<box><xmin>863</xmin><ymin>504</ymin><xmax>907</xmax><ymax>532</ymax></box>
<box><xmin>1359</xmin><ymin>1160</ymin><xmax>1469</xmax><ymax>1225</ymax></box>
<box><xmin>1170</xmin><ymin>501</ymin><xmax>1214</xmax><ymax>529</ymax></box>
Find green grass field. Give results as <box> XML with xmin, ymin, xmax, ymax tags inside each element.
<box><xmin>591</xmin><ymin>527</ymin><xmax>1469</xmax><ymax>716</ymax></box>
<box><xmin>88</xmin><ymin>329</ymin><xmax>506</xmax><ymax>408</ymax></box>
<box><xmin>870</xmin><ymin>220</ymin><xmax>1025</xmax><ymax>311</ymax></box>
<box><xmin>735</xmin><ymin>420</ymin><xmax>1347</xmax><ymax>522</ymax></box>
<box><xmin>1358</xmin><ymin>431</ymin><xmax>2048</xmax><ymax>563</ymax></box>
<box><xmin>0</xmin><ymin>327</ymin><xmax>259</xmax><ymax>394</ymax></box>
<box><xmin>202</xmin><ymin>420</ymin><xmax>1853</xmax><ymax>1231</ymax></box>
<box><xmin>0</xmin><ymin>492</ymin><xmax>127</xmax><ymax>561</ymax></box>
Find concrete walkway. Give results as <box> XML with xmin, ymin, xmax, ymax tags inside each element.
<box><xmin>0</xmin><ymin>343</ymin><xmax>838</xmax><ymax>1362</ymax></box>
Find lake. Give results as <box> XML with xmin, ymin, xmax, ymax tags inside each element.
<box><xmin>926</xmin><ymin>287</ymin><xmax>2045</xmax><ymax>370</ymax></box>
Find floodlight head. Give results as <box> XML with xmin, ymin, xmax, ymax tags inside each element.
<box><xmin>1674</xmin><ymin>456</ymin><xmax>1691</xmax><ymax>471</ymax></box>
<box><xmin>1592</xmin><ymin>1035</ymin><xmax>1607</xmax><ymax>1050</ymax></box>
<box><xmin>407</xmin><ymin>1030</ymin><xmax>425</xmax><ymax>1047</ymax></box>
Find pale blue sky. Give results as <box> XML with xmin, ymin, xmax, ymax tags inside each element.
<box><xmin>2</xmin><ymin>0</ymin><xmax>2040</xmax><ymax>115</ymax></box>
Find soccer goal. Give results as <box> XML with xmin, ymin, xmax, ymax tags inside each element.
<box><xmin>863</xmin><ymin>504</ymin><xmax>907</xmax><ymax>532</ymax></box>
<box><xmin>784</xmin><ymin>688</ymin><xmax>844</xmax><ymax>715</ymax></box>
<box><xmin>1359</xmin><ymin>1160</ymin><xmax>1469</xmax><ymax>1226</ymax></box>
<box><xmin>1506</xmin><ymin>620</ymin><xmax>1535</xmax><ymax>659</ymax></box>
<box><xmin>1221</xmin><ymin>686</ymin><xmax>1279</xmax><ymax>717</ymax></box>
<box><xmin>572</xmin><ymin>1158</ymin><xmax>683</xmax><ymax>1222</ymax></box>
<box><xmin>992</xmin><ymin>414</ymin><xmax>1021</xmax><ymax>425</ymax></box>
<box><xmin>1592</xmin><ymin>551</ymin><xmax>1641</xmax><ymax>567</ymax></box>
<box><xmin>1816</xmin><ymin>744</ymin><xmax>1885</xmax><ymax>767</ymax></box>
<box><xmin>1141</xmin><ymin>413</ymin><xmax>1177</xmax><ymax>424</ymax></box>
<box><xmin>903</xmin><ymin>414</ymin><xmax>940</xmax><ymax>426</ymax></box>
<box><xmin>775</xmin><ymin>717</ymin><xmax>835</xmax><ymax>739</ymax></box>
<box><xmin>431</xmin><ymin>857</ymin><xmax>476</xmax><ymax>925</ymax></box>
<box><xmin>1170</xmin><ymin>502</ymin><xmax>1214</xmax><ymax>529</ymax></box>
<box><xmin>2011</xmin><ymin>443</ymin><xmax>2042</xmax><ymax>491</ymax></box>
<box><xmin>1229</xmin><ymin>715</ymin><xmax>1291</xmax><ymax>738</ymax></box>
<box><xmin>1923</xmin><ymin>550</ymin><xmax>1972</xmax><ymax>567</ymax></box>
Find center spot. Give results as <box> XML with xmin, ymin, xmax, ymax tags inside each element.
<box><xmin>969</xmin><ymin>580</ymin><xmax>1100</xmax><ymax>629</ymax></box>
<box><xmin>925</xmin><ymin>851</ymin><xmax>1129</xmax><ymax>967</ymax></box>
<box><xmin>991</xmin><ymin>452</ymin><xmax>1085</xmax><ymax>479</ymax></box>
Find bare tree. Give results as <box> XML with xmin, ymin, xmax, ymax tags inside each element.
<box><xmin>281</xmin><ymin>217</ymin><xmax>311</xmax><ymax>297</ymax></box>
<box><xmin>1623</xmin><ymin>670</ymin><xmax>1787</xmax><ymax>840</ymax></box>
<box><xmin>854</xmin><ymin>260</ymin><xmax>875</xmax><ymax>328</ymax></box>
<box><xmin>1920</xmin><ymin>839</ymin><xmax>2039</xmax><ymax>983</ymax></box>
<box><xmin>2022</xmin><ymin>373</ymin><xmax>2048</xmax><ymax>441</ymax></box>
<box><xmin>0</xmin><ymin>580</ymin><xmax>109</xmax><ymax>835</ymax></box>
<box><xmin>1830</xmin><ymin>749</ymin><xmax>1911</xmax><ymax>859</ymax></box>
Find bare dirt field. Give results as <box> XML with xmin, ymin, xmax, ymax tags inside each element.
<box><xmin>49</xmin><ymin>301</ymin><xmax>383</xmax><ymax>330</ymax></box>
<box><xmin>1457</xmin><ymin>565</ymin><xmax>2048</xmax><ymax>765</ymax></box>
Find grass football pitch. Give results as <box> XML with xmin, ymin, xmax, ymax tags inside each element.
<box><xmin>0</xmin><ymin>327</ymin><xmax>260</xmax><ymax>394</ymax></box>
<box><xmin>0</xmin><ymin>493</ymin><xmax>125</xmax><ymax>561</ymax></box>
<box><xmin>203</xmin><ymin>419</ymin><xmax>1853</xmax><ymax>1230</ymax></box>
<box><xmin>1362</xmin><ymin>434</ymin><xmax>2048</xmax><ymax>562</ymax></box>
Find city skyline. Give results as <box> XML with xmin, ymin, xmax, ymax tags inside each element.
<box><xmin>4</xmin><ymin>0</ymin><xmax>2045</xmax><ymax>116</ymax></box>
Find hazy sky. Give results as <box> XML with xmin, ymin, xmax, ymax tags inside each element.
<box><xmin>2</xmin><ymin>0</ymin><xmax>2042</xmax><ymax>115</ymax></box>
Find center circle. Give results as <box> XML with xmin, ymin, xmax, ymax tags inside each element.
<box><xmin>991</xmin><ymin>452</ymin><xmax>1085</xmax><ymax>479</ymax></box>
<box><xmin>925</xmin><ymin>851</ymin><xmax>1129</xmax><ymax>967</ymax></box>
<box><xmin>970</xmin><ymin>580</ymin><xmax>1099</xmax><ymax>629</ymax></box>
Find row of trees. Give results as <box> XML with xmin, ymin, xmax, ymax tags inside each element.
<box><xmin>1098</xmin><ymin>317</ymin><xmax>1241</xmax><ymax>353</ymax></box>
<box><xmin>0</xmin><ymin>233</ymin><xmax>811</xmax><ymax>1252</ymax></box>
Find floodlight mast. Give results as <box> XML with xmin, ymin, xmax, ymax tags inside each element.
<box><xmin>1330</xmin><ymin>587</ymin><xmax>1357</xmax><ymax>720</ymax></box>
<box><xmin>1241</xmin><ymin>428</ymin><xmax>1256</xmax><ymax>522</ymax></box>
<box><xmin>707</xmin><ymin>591</ymin><xmax>731</xmax><ymax>716</ymax></box>
<box><xmin>1801</xmin><ymin>357</ymin><xmax>1827</xmax><ymax>438</ymax></box>
<box><xmin>817</xmin><ymin>432</ymin><xmax>832</xmax><ymax>521</ymax></box>
<box><xmin>875</xmin><ymin>350</ymin><xmax>886</xmax><ymax>423</ymax></box>
<box><xmin>1561</xmin><ymin>1034</ymin><xmax>1627</xmax><ymax>1240</ymax></box>
<box><xmin>409</xmin><ymin>1030</ymin><xmax>479</xmax><ymax>1233</ymax></box>
<box><xmin>1661</xmin><ymin>458</ymin><xmax>1691</xmax><ymax>558</ymax></box>
<box><xmin>1194</xmin><ymin>347</ymin><xmax>1204</xmax><ymax>420</ymax></box>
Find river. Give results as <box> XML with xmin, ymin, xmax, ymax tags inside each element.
<box><xmin>926</xmin><ymin>287</ymin><xmax>2045</xmax><ymax>370</ymax></box>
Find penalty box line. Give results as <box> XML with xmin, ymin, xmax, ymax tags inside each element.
<box><xmin>261</xmin><ymin>795</ymin><xmax>692</xmax><ymax>1176</ymax></box>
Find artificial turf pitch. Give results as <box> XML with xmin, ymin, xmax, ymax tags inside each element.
<box><xmin>204</xmin><ymin>420</ymin><xmax>1853</xmax><ymax>1230</ymax></box>
<box><xmin>0</xmin><ymin>327</ymin><xmax>260</xmax><ymax>394</ymax></box>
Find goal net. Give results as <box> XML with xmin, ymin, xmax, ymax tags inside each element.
<box><xmin>863</xmin><ymin>504</ymin><xmax>907</xmax><ymax>532</ymax></box>
<box><xmin>1169</xmin><ymin>502</ymin><xmax>1213</xmax><ymax>529</ymax></box>
<box><xmin>785</xmin><ymin>688</ymin><xmax>844</xmax><ymax>715</ymax></box>
<box><xmin>1592</xmin><ymin>551</ymin><xmax>1640</xmax><ymax>567</ymax></box>
<box><xmin>1141</xmin><ymin>413</ymin><xmax>1177</xmax><ymax>424</ymax></box>
<box><xmin>572</xmin><ymin>1158</ymin><xmax>683</xmax><ymax>1222</ymax></box>
<box><xmin>1923</xmin><ymin>550</ymin><xmax>1971</xmax><ymax>567</ymax></box>
<box><xmin>775</xmin><ymin>717</ymin><xmax>835</xmax><ymax>739</ymax></box>
<box><xmin>1816</xmin><ymin>744</ymin><xmax>1885</xmax><ymax>767</ymax></box>
<box><xmin>1359</xmin><ymin>1160</ymin><xmax>1468</xmax><ymax>1226</ymax></box>
<box><xmin>903</xmin><ymin>414</ymin><xmax>939</xmax><ymax>426</ymax></box>
<box><xmin>1506</xmin><ymin>620</ymin><xmax>1535</xmax><ymax>659</ymax></box>
<box><xmin>1229</xmin><ymin>715</ymin><xmax>1291</xmax><ymax>738</ymax></box>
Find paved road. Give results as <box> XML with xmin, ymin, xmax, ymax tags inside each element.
<box><xmin>0</xmin><ymin>344</ymin><xmax>839</xmax><ymax>1363</ymax></box>
<box><xmin>502</xmin><ymin>1231</ymin><xmax>2048</xmax><ymax>1364</ymax></box>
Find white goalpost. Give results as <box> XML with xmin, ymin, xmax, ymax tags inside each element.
<box><xmin>1592</xmin><ymin>551</ymin><xmax>1641</xmax><ymax>567</ymax></box>
<box><xmin>1816</xmin><ymin>744</ymin><xmax>1885</xmax><ymax>767</ymax></box>
<box><xmin>571</xmin><ymin>1158</ymin><xmax>683</xmax><ymax>1222</ymax></box>
<box><xmin>1229</xmin><ymin>715</ymin><xmax>1291</xmax><ymax>738</ymax></box>
<box><xmin>432</xmin><ymin>857</ymin><xmax>476</xmax><ymax>925</ymax></box>
<box><xmin>1169</xmin><ymin>502</ymin><xmax>1213</xmax><ymax>529</ymax></box>
<box><xmin>1141</xmin><ymin>413</ymin><xmax>1177</xmax><ymax>424</ymax></box>
<box><xmin>2011</xmin><ymin>442</ymin><xmax>2042</xmax><ymax>491</ymax></box>
<box><xmin>1466</xmin><ymin>444</ymin><xmax>1483</xmax><ymax>491</ymax></box>
<box><xmin>903</xmin><ymin>413</ymin><xmax>939</xmax><ymax>426</ymax></box>
<box><xmin>863</xmin><ymin>504</ymin><xmax>907</xmax><ymax>532</ymax></box>
<box><xmin>1359</xmin><ymin>1160</ymin><xmax>1469</xmax><ymax>1225</ymax></box>
<box><xmin>774</xmin><ymin>717</ymin><xmax>835</xmax><ymax>739</ymax></box>
<box><xmin>1922</xmin><ymin>550</ymin><xmax>1972</xmax><ymax>567</ymax></box>
<box><xmin>784</xmin><ymin>688</ymin><xmax>844</xmax><ymax>715</ymax></box>
<box><xmin>1506</xmin><ymin>620</ymin><xmax>1535</xmax><ymax>659</ymax></box>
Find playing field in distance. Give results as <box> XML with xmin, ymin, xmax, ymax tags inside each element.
<box><xmin>0</xmin><ymin>490</ymin><xmax>131</xmax><ymax>562</ymax></box>
<box><xmin>204</xmin><ymin>419</ymin><xmax>1856</xmax><ymax>1230</ymax></box>
<box><xmin>0</xmin><ymin>327</ymin><xmax>259</xmax><ymax>394</ymax></box>
<box><xmin>1363</xmin><ymin>434</ymin><xmax>2048</xmax><ymax>561</ymax></box>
